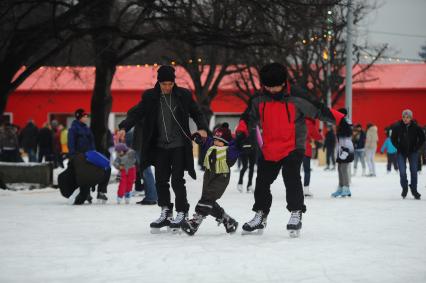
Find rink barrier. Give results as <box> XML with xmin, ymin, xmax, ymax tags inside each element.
<box><xmin>0</xmin><ymin>162</ymin><xmax>54</xmax><ymax>187</ymax></box>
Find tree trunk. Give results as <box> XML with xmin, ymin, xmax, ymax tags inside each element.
<box><xmin>89</xmin><ymin>0</ymin><xmax>116</xmax><ymax>155</ymax></box>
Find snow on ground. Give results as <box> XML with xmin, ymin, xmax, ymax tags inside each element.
<box><xmin>0</xmin><ymin>161</ymin><xmax>425</xmax><ymax>283</ymax></box>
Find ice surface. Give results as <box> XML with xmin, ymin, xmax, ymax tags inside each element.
<box><xmin>0</xmin><ymin>162</ymin><xmax>425</xmax><ymax>283</ymax></box>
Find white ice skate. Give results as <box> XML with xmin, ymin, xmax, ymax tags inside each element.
<box><xmin>150</xmin><ymin>207</ymin><xmax>173</xmax><ymax>234</ymax></box>
<box><xmin>287</xmin><ymin>211</ymin><xmax>302</xmax><ymax>238</ymax></box>
<box><xmin>241</xmin><ymin>211</ymin><xmax>267</xmax><ymax>235</ymax></box>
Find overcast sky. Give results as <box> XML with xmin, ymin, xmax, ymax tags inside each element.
<box><xmin>358</xmin><ymin>0</ymin><xmax>426</xmax><ymax>60</ymax></box>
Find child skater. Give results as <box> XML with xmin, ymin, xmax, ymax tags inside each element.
<box><xmin>331</xmin><ymin>108</ymin><xmax>354</xmax><ymax>198</ymax></box>
<box><xmin>181</xmin><ymin>125</ymin><xmax>241</xmax><ymax>235</ymax></box>
<box><xmin>113</xmin><ymin>143</ymin><xmax>137</xmax><ymax>204</ymax></box>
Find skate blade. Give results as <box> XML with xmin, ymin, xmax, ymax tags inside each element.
<box><xmin>170</xmin><ymin>228</ymin><xmax>182</xmax><ymax>235</ymax></box>
<box><xmin>288</xmin><ymin>230</ymin><xmax>300</xmax><ymax>238</ymax></box>
<box><xmin>97</xmin><ymin>199</ymin><xmax>107</xmax><ymax>204</ymax></box>
<box><xmin>150</xmin><ymin>227</ymin><xmax>171</xmax><ymax>234</ymax></box>
<box><xmin>241</xmin><ymin>229</ymin><xmax>263</xmax><ymax>236</ymax></box>
<box><xmin>68</xmin><ymin>189</ymin><xmax>80</xmax><ymax>205</ymax></box>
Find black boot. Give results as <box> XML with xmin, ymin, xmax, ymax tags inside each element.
<box><xmin>409</xmin><ymin>184</ymin><xmax>421</xmax><ymax>200</ymax></box>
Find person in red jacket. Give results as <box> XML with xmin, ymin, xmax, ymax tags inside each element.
<box><xmin>236</xmin><ymin>63</ymin><xmax>345</xmax><ymax>237</ymax></box>
<box><xmin>303</xmin><ymin>118</ymin><xmax>323</xmax><ymax>198</ymax></box>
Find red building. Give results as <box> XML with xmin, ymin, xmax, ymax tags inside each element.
<box><xmin>5</xmin><ymin>64</ymin><xmax>426</xmax><ymax>145</ymax></box>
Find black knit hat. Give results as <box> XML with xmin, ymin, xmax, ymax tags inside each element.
<box><xmin>259</xmin><ymin>63</ymin><xmax>288</xmax><ymax>87</ymax></box>
<box><xmin>213</xmin><ymin>127</ymin><xmax>232</xmax><ymax>144</ymax></box>
<box><xmin>75</xmin><ymin>108</ymin><xmax>88</xmax><ymax>120</ymax></box>
<box><xmin>157</xmin><ymin>65</ymin><xmax>176</xmax><ymax>82</ymax></box>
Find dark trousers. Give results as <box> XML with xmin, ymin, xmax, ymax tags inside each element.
<box><xmin>38</xmin><ymin>147</ymin><xmax>53</xmax><ymax>163</ymax></box>
<box><xmin>238</xmin><ymin>148</ymin><xmax>257</xmax><ymax>187</ymax></box>
<box><xmin>326</xmin><ymin>147</ymin><xmax>335</xmax><ymax>167</ymax></box>
<box><xmin>302</xmin><ymin>156</ymin><xmax>311</xmax><ymax>186</ymax></box>
<box><xmin>154</xmin><ymin>146</ymin><xmax>189</xmax><ymax>212</ymax></box>
<box><xmin>0</xmin><ymin>149</ymin><xmax>20</xmax><ymax>162</ymax></box>
<box><xmin>387</xmin><ymin>153</ymin><xmax>398</xmax><ymax>172</ymax></box>
<box><xmin>196</xmin><ymin>170</ymin><xmax>230</xmax><ymax>218</ymax></box>
<box><xmin>253</xmin><ymin>150</ymin><xmax>305</xmax><ymax>215</ymax></box>
<box><xmin>397</xmin><ymin>152</ymin><xmax>418</xmax><ymax>190</ymax></box>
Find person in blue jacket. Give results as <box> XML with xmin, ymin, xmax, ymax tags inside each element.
<box><xmin>380</xmin><ymin>127</ymin><xmax>398</xmax><ymax>173</ymax></box>
<box><xmin>68</xmin><ymin>108</ymin><xmax>110</xmax><ymax>203</ymax></box>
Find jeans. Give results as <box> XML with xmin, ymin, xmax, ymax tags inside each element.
<box><xmin>142</xmin><ymin>166</ymin><xmax>158</xmax><ymax>201</ymax></box>
<box><xmin>302</xmin><ymin>156</ymin><xmax>311</xmax><ymax>186</ymax></box>
<box><xmin>397</xmin><ymin>152</ymin><xmax>418</xmax><ymax>190</ymax></box>
<box><xmin>325</xmin><ymin>147</ymin><xmax>335</xmax><ymax>168</ymax></box>
<box><xmin>365</xmin><ymin>148</ymin><xmax>376</xmax><ymax>175</ymax></box>
<box><xmin>387</xmin><ymin>153</ymin><xmax>398</xmax><ymax>172</ymax></box>
<box><xmin>353</xmin><ymin>149</ymin><xmax>366</xmax><ymax>170</ymax></box>
<box><xmin>24</xmin><ymin>148</ymin><xmax>37</xmax><ymax>163</ymax></box>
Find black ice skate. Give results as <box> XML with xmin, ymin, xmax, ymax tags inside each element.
<box><xmin>401</xmin><ymin>186</ymin><xmax>408</xmax><ymax>199</ymax></box>
<box><xmin>287</xmin><ymin>210</ymin><xmax>302</xmax><ymax>238</ymax></box>
<box><xmin>216</xmin><ymin>213</ymin><xmax>238</xmax><ymax>234</ymax></box>
<box><xmin>409</xmin><ymin>184</ymin><xmax>421</xmax><ymax>200</ymax></box>
<box><xmin>150</xmin><ymin>206</ymin><xmax>173</xmax><ymax>234</ymax></box>
<box><xmin>169</xmin><ymin>212</ymin><xmax>188</xmax><ymax>234</ymax></box>
<box><xmin>181</xmin><ymin>213</ymin><xmax>205</xmax><ymax>236</ymax></box>
<box><xmin>241</xmin><ymin>211</ymin><xmax>267</xmax><ymax>235</ymax></box>
<box><xmin>96</xmin><ymin>192</ymin><xmax>108</xmax><ymax>204</ymax></box>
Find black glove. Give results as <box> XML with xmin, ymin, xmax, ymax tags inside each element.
<box><xmin>191</xmin><ymin>133</ymin><xmax>203</xmax><ymax>145</ymax></box>
<box><xmin>235</xmin><ymin>131</ymin><xmax>246</xmax><ymax>149</ymax></box>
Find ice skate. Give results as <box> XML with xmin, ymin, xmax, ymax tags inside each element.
<box><xmin>117</xmin><ymin>197</ymin><xmax>123</xmax><ymax>204</ymax></box>
<box><xmin>241</xmin><ymin>211</ymin><xmax>267</xmax><ymax>235</ymax></box>
<box><xmin>331</xmin><ymin>186</ymin><xmax>343</xmax><ymax>198</ymax></box>
<box><xmin>340</xmin><ymin>186</ymin><xmax>352</xmax><ymax>197</ymax></box>
<box><xmin>181</xmin><ymin>213</ymin><xmax>205</xmax><ymax>236</ymax></box>
<box><xmin>401</xmin><ymin>187</ymin><xmax>408</xmax><ymax>199</ymax></box>
<box><xmin>216</xmin><ymin>212</ymin><xmax>238</xmax><ymax>234</ymax></box>
<box><xmin>247</xmin><ymin>185</ymin><xmax>254</xmax><ymax>193</ymax></box>
<box><xmin>150</xmin><ymin>206</ymin><xmax>173</xmax><ymax>234</ymax></box>
<box><xmin>237</xmin><ymin>184</ymin><xmax>243</xmax><ymax>193</ymax></box>
<box><xmin>169</xmin><ymin>212</ymin><xmax>188</xmax><ymax>234</ymax></box>
<box><xmin>303</xmin><ymin>186</ymin><xmax>313</xmax><ymax>198</ymax></box>
<box><xmin>96</xmin><ymin>192</ymin><xmax>108</xmax><ymax>204</ymax></box>
<box><xmin>409</xmin><ymin>184</ymin><xmax>421</xmax><ymax>200</ymax></box>
<box><xmin>287</xmin><ymin>210</ymin><xmax>302</xmax><ymax>238</ymax></box>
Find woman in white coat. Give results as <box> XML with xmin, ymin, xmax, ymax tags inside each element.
<box><xmin>365</xmin><ymin>123</ymin><xmax>379</xmax><ymax>177</ymax></box>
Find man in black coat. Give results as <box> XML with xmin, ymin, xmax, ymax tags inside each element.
<box><xmin>391</xmin><ymin>109</ymin><xmax>425</xmax><ymax>199</ymax></box>
<box><xmin>19</xmin><ymin>120</ymin><xmax>39</xmax><ymax>162</ymax></box>
<box><xmin>118</xmin><ymin>65</ymin><xmax>208</xmax><ymax>232</ymax></box>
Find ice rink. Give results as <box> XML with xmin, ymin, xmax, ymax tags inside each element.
<box><xmin>1</xmin><ymin>162</ymin><xmax>425</xmax><ymax>283</ymax></box>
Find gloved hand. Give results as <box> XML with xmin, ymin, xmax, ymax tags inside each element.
<box><xmin>339</xmin><ymin>147</ymin><xmax>349</xmax><ymax>160</ymax></box>
<box><xmin>191</xmin><ymin>132</ymin><xmax>203</xmax><ymax>145</ymax></box>
<box><xmin>235</xmin><ymin>131</ymin><xmax>246</xmax><ymax>149</ymax></box>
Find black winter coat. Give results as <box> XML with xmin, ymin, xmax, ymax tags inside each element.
<box><xmin>37</xmin><ymin>127</ymin><xmax>54</xmax><ymax>150</ymax></box>
<box><xmin>119</xmin><ymin>83</ymin><xmax>208</xmax><ymax>179</ymax></box>
<box><xmin>391</xmin><ymin>120</ymin><xmax>425</xmax><ymax>156</ymax></box>
<box><xmin>19</xmin><ymin>122</ymin><xmax>39</xmax><ymax>150</ymax></box>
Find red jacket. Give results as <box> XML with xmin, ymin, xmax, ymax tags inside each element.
<box><xmin>236</xmin><ymin>89</ymin><xmax>343</xmax><ymax>161</ymax></box>
<box><xmin>304</xmin><ymin>118</ymin><xmax>323</xmax><ymax>158</ymax></box>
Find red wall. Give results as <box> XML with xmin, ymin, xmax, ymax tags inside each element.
<box><xmin>6</xmin><ymin>88</ymin><xmax>426</xmax><ymax>151</ymax></box>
